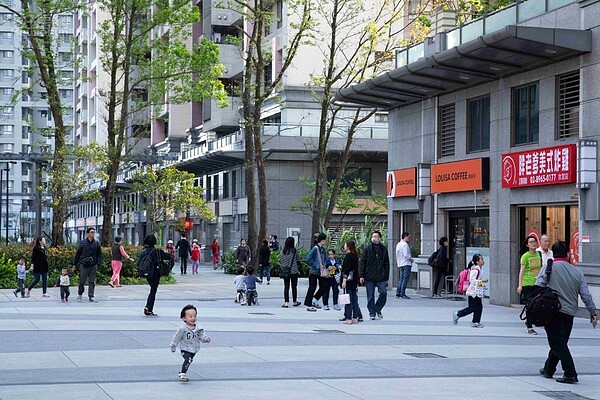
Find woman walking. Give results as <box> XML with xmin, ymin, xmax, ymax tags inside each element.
<box><xmin>304</xmin><ymin>233</ymin><xmax>327</xmax><ymax>312</ymax></box>
<box><xmin>26</xmin><ymin>236</ymin><xmax>49</xmax><ymax>297</ymax></box>
<box><xmin>453</xmin><ymin>253</ymin><xmax>488</xmax><ymax>327</ymax></box>
<box><xmin>518</xmin><ymin>235</ymin><xmax>542</xmax><ymax>334</ymax></box>
<box><xmin>210</xmin><ymin>238</ymin><xmax>220</xmax><ymax>270</ymax></box>
<box><xmin>139</xmin><ymin>234</ymin><xmax>172</xmax><ymax>316</ymax></box>
<box><xmin>109</xmin><ymin>236</ymin><xmax>134</xmax><ymax>288</ymax></box>
<box><xmin>279</xmin><ymin>237</ymin><xmax>301</xmax><ymax>307</ymax></box>
<box><xmin>236</xmin><ymin>239</ymin><xmax>251</xmax><ymax>268</ymax></box>
<box><xmin>341</xmin><ymin>240</ymin><xmax>361</xmax><ymax>324</ymax></box>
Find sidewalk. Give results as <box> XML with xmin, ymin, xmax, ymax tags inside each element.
<box><xmin>0</xmin><ymin>262</ymin><xmax>598</xmax><ymax>399</ymax></box>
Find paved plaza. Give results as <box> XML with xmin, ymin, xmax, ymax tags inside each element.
<box><xmin>0</xmin><ymin>263</ymin><xmax>599</xmax><ymax>400</ymax></box>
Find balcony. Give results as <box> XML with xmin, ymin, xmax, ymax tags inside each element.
<box><xmin>211</xmin><ymin>9</ymin><xmax>242</xmax><ymax>27</ymax></box>
<box><xmin>219</xmin><ymin>44</ymin><xmax>244</xmax><ymax>78</ymax></box>
<box><xmin>202</xmin><ymin>97</ymin><xmax>241</xmax><ymax>132</ymax></box>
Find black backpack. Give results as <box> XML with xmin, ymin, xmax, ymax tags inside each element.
<box><xmin>428</xmin><ymin>249</ymin><xmax>440</xmax><ymax>267</ymax></box>
<box><xmin>137</xmin><ymin>249</ymin><xmax>157</xmax><ymax>278</ymax></box>
<box><xmin>519</xmin><ymin>259</ymin><xmax>562</xmax><ymax>327</ymax></box>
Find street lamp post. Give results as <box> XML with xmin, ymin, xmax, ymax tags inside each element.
<box><xmin>4</xmin><ymin>162</ymin><xmax>16</xmax><ymax>246</ymax></box>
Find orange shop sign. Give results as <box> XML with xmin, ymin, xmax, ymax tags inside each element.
<box><xmin>387</xmin><ymin>168</ymin><xmax>416</xmax><ymax>197</ymax></box>
<box><xmin>430</xmin><ymin>158</ymin><xmax>489</xmax><ymax>194</ymax></box>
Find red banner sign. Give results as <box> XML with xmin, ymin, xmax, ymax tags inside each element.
<box><xmin>501</xmin><ymin>144</ymin><xmax>576</xmax><ymax>188</ymax></box>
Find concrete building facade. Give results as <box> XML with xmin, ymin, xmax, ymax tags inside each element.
<box><xmin>336</xmin><ymin>0</ymin><xmax>600</xmax><ymax>306</ymax></box>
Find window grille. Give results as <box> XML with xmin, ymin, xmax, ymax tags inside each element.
<box><xmin>439</xmin><ymin>104</ymin><xmax>455</xmax><ymax>157</ymax></box>
<box><xmin>557</xmin><ymin>70</ymin><xmax>580</xmax><ymax>139</ymax></box>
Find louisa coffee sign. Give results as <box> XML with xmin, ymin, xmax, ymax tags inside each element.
<box><xmin>502</xmin><ymin>144</ymin><xmax>576</xmax><ymax>188</ymax></box>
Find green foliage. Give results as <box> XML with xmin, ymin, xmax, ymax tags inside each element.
<box><xmin>0</xmin><ymin>246</ymin><xmax>174</xmax><ymax>289</ymax></box>
<box><xmin>130</xmin><ymin>164</ymin><xmax>214</xmax><ymax>234</ymax></box>
<box><xmin>334</xmin><ymin>218</ymin><xmax>387</xmax><ymax>256</ymax></box>
<box><xmin>222</xmin><ymin>247</ymin><xmax>311</xmax><ymax>277</ymax></box>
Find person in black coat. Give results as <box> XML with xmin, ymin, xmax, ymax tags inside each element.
<box><xmin>432</xmin><ymin>237</ymin><xmax>450</xmax><ymax>298</ymax></box>
<box><xmin>139</xmin><ymin>234</ymin><xmax>172</xmax><ymax>316</ymax></box>
<box><xmin>258</xmin><ymin>239</ymin><xmax>271</xmax><ymax>284</ymax></box>
<box><xmin>26</xmin><ymin>236</ymin><xmax>49</xmax><ymax>297</ymax></box>
<box><xmin>72</xmin><ymin>227</ymin><xmax>102</xmax><ymax>302</ymax></box>
<box><xmin>176</xmin><ymin>234</ymin><xmax>192</xmax><ymax>275</ymax></box>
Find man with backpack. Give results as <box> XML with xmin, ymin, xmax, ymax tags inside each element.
<box><xmin>536</xmin><ymin>241</ymin><xmax>597</xmax><ymax>384</ymax></box>
<box><xmin>431</xmin><ymin>237</ymin><xmax>450</xmax><ymax>298</ymax></box>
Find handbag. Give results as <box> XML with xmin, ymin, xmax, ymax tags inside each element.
<box><xmin>338</xmin><ymin>289</ymin><xmax>351</xmax><ymax>305</ymax></box>
<box><xmin>316</xmin><ymin>247</ymin><xmax>329</xmax><ymax>278</ymax></box>
<box><xmin>79</xmin><ymin>256</ymin><xmax>95</xmax><ymax>268</ymax></box>
<box><xmin>158</xmin><ymin>249</ymin><xmax>173</xmax><ymax>277</ymax></box>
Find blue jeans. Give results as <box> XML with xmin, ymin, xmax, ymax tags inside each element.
<box><xmin>397</xmin><ymin>265</ymin><xmax>411</xmax><ymax>296</ymax></box>
<box><xmin>365</xmin><ymin>280</ymin><xmax>387</xmax><ymax>317</ymax></box>
<box><xmin>28</xmin><ymin>272</ymin><xmax>48</xmax><ymax>294</ymax></box>
<box><xmin>259</xmin><ymin>265</ymin><xmax>271</xmax><ymax>282</ymax></box>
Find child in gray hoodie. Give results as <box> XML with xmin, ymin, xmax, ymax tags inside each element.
<box><xmin>170</xmin><ymin>304</ymin><xmax>211</xmax><ymax>382</ymax></box>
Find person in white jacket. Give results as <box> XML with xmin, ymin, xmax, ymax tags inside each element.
<box><xmin>170</xmin><ymin>304</ymin><xmax>211</xmax><ymax>382</ymax></box>
<box><xmin>453</xmin><ymin>254</ymin><xmax>488</xmax><ymax>328</ymax></box>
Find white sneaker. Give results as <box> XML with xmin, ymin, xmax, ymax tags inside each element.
<box><xmin>333</xmin><ymin>305</ymin><xmax>341</xmax><ymax>311</ymax></box>
<box><xmin>324</xmin><ymin>305</ymin><xmax>330</xmax><ymax>311</ymax></box>
<box><xmin>77</xmin><ymin>295</ymin><xmax>82</xmax><ymax>302</ymax></box>
<box><xmin>89</xmin><ymin>297</ymin><xmax>98</xmax><ymax>303</ymax></box>
<box><xmin>178</xmin><ymin>372</ymin><xmax>189</xmax><ymax>382</ymax></box>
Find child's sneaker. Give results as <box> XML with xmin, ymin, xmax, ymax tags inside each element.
<box><xmin>178</xmin><ymin>373</ymin><xmax>189</xmax><ymax>382</ymax></box>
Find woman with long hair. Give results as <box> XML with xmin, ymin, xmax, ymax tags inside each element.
<box><xmin>519</xmin><ymin>235</ymin><xmax>542</xmax><ymax>334</ymax></box>
<box><xmin>453</xmin><ymin>253</ymin><xmax>488</xmax><ymax>327</ymax></box>
<box><xmin>139</xmin><ymin>234</ymin><xmax>172</xmax><ymax>316</ymax></box>
<box><xmin>279</xmin><ymin>236</ymin><xmax>301</xmax><ymax>307</ymax></box>
<box><xmin>210</xmin><ymin>238</ymin><xmax>221</xmax><ymax>270</ymax></box>
<box><xmin>341</xmin><ymin>240</ymin><xmax>361</xmax><ymax>324</ymax></box>
<box><xmin>26</xmin><ymin>236</ymin><xmax>49</xmax><ymax>298</ymax></box>
<box><xmin>109</xmin><ymin>236</ymin><xmax>134</xmax><ymax>288</ymax></box>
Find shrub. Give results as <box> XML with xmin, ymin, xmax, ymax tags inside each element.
<box><xmin>0</xmin><ymin>245</ymin><xmax>175</xmax><ymax>289</ymax></box>
<box><xmin>223</xmin><ymin>246</ymin><xmax>311</xmax><ymax>277</ymax></box>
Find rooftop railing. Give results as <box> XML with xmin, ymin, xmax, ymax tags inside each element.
<box><xmin>396</xmin><ymin>0</ymin><xmax>577</xmax><ymax>68</ymax></box>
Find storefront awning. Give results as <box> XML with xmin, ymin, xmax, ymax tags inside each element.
<box><xmin>334</xmin><ymin>26</ymin><xmax>591</xmax><ymax>109</ymax></box>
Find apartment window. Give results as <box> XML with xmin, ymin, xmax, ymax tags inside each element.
<box><xmin>0</xmin><ymin>69</ymin><xmax>13</xmax><ymax>79</ymax></box>
<box><xmin>22</xmin><ymin>163</ymin><xmax>31</xmax><ymax>176</ymax></box>
<box><xmin>2</xmin><ymin>50</ymin><xmax>13</xmax><ymax>58</ymax></box>
<box><xmin>408</xmin><ymin>0</ymin><xmax>424</xmax><ymax>17</ymax></box>
<box><xmin>0</xmin><ymin>143</ymin><xmax>13</xmax><ymax>152</ymax></box>
<box><xmin>59</xmin><ymin>33</ymin><xmax>72</xmax><ymax>44</ymax></box>
<box><xmin>60</xmin><ymin>89</ymin><xmax>73</xmax><ymax>99</ymax></box>
<box><xmin>1</xmin><ymin>87</ymin><xmax>12</xmax><ymax>96</ymax></box>
<box><xmin>0</xmin><ymin>13</ymin><xmax>12</xmax><ymax>22</ymax></box>
<box><xmin>60</xmin><ymin>52</ymin><xmax>72</xmax><ymax>62</ymax></box>
<box><xmin>276</xmin><ymin>0</ymin><xmax>283</xmax><ymax>28</ymax></box>
<box><xmin>326</xmin><ymin>167</ymin><xmax>372</xmax><ymax>196</ymax></box>
<box><xmin>0</xmin><ymin>31</ymin><xmax>13</xmax><ymax>40</ymax></box>
<box><xmin>22</xmin><ymin>144</ymin><xmax>29</xmax><ymax>154</ymax></box>
<box><xmin>40</xmin><ymin>110</ymin><xmax>48</xmax><ymax>118</ymax></box>
<box><xmin>22</xmin><ymin>181</ymin><xmax>32</xmax><ymax>193</ymax></box>
<box><xmin>22</xmin><ymin>126</ymin><xmax>29</xmax><ymax>139</ymax></box>
<box><xmin>206</xmin><ymin>176</ymin><xmax>212</xmax><ymax>201</ymax></box>
<box><xmin>0</xmin><ymin>125</ymin><xmax>12</xmax><ymax>134</ymax></box>
<box><xmin>467</xmin><ymin>96</ymin><xmax>490</xmax><ymax>153</ymax></box>
<box><xmin>2</xmin><ymin>106</ymin><xmax>13</xmax><ymax>117</ymax></box>
<box><xmin>223</xmin><ymin>172</ymin><xmax>229</xmax><ymax>199</ymax></box>
<box><xmin>264</xmin><ymin>62</ymin><xmax>273</xmax><ymax>88</ymax></box>
<box><xmin>557</xmin><ymin>70</ymin><xmax>580</xmax><ymax>139</ymax></box>
<box><xmin>513</xmin><ymin>82</ymin><xmax>539</xmax><ymax>145</ymax></box>
<box><xmin>231</xmin><ymin>170</ymin><xmax>237</xmax><ymax>198</ymax></box>
<box><xmin>438</xmin><ymin>103</ymin><xmax>455</xmax><ymax>157</ymax></box>
<box><xmin>58</xmin><ymin>15</ymin><xmax>73</xmax><ymax>29</ymax></box>
<box><xmin>213</xmin><ymin>174</ymin><xmax>219</xmax><ymax>200</ymax></box>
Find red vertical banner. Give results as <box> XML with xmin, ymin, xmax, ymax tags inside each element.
<box><xmin>569</xmin><ymin>229</ymin><xmax>579</xmax><ymax>265</ymax></box>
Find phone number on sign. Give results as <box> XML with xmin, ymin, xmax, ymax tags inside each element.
<box><xmin>527</xmin><ymin>173</ymin><xmax>570</xmax><ymax>184</ymax></box>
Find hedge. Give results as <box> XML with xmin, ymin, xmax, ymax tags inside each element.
<box><xmin>0</xmin><ymin>245</ymin><xmax>175</xmax><ymax>289</ymax></box>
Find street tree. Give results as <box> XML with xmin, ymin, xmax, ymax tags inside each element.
<box><xmin>217</xmin><ymin>0</ymin><xmax>313</xmax><ymax>258</ymax></box>
<box><xmin>96</xmin><ymin>0</ymin><xmax>227</xmax><ymax>246</ymax></box>
<box><xmin>130</xmin><ymin>164</ymin><xmax>214</xmax><ymax>237</ymax></box>
<box><xmin>0</xmin><ymin>0</ymin><xmax>88</xmax><ymax>246</ymax></box>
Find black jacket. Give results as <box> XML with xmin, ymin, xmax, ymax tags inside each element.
<box><xmin>138</xmin><ymin>246</ymin><xmax>172</xmax><ymax>278</ymax></box>
<box><xmin>359</xmin><ymin>242</ymin><xmax>390</xmax><ymax>282</ymax></box>
<box><xmin>176</xmin><ymin>238</ymin><xmax>191</xmax><ymax>257</ymax></box>
<box><xmin>342</xmin><ymin>252</ymin><xmax>359</xmax><ymax>290</ymax></box>
<box><xmin>31</xmin><ymin>246</ymin><xmax>49</xmax><ymax>273</ymax></box>
<box><xmin>73</xmin><ymin>238</ymin><xmax>102</xmax><ymax>267</ymax></box>
<box><xmin>258</xmin><ymin>245</ymin><xmax>271</xmax><ymax>266</ymax></box>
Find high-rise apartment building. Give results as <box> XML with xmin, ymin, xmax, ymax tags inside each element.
<box><xmin>0</xmin><ymin>4</ymin><xmax>74</xmax><ymax>243</ymax></box>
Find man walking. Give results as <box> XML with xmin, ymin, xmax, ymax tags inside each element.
<box><xmin>536</xmin><ymin>234</ymin><xmax>554</xmax><ymax>268</ymax></box>
<box><xmin>176</xmin><ymin>234</ymin><xmax>192</xmax><ymax>275</ymax></box>
<box><xmin>359</xmin><ymin>231</ymin><xmax>390</xmax><ymax>320</ymax></box>
<box><xmin>395</xmin><ymin>232</ymin><xmax>413</xmax><ymax>299</ymax></box>
<box><xmin>73</xmin><ymin>227</ymin><xmax>102</xmax><ymax>303</ymax></box>
<box><xmin>536</xmin><ymin>241</ymin><xmax>597</xmax><ymax>384</ymax></box>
